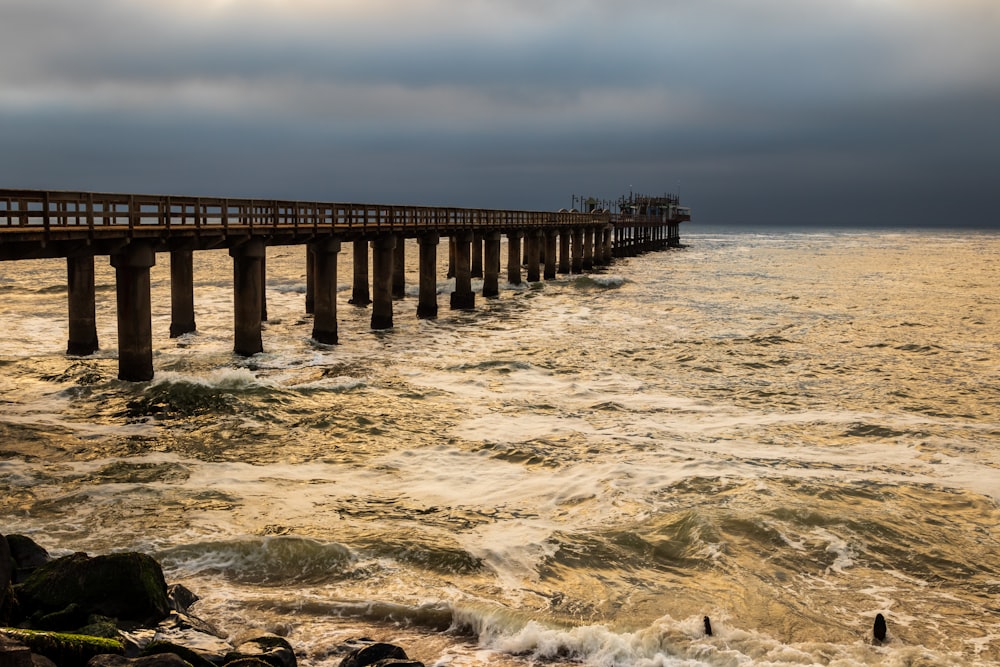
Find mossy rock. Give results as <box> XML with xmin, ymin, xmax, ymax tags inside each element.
<box><xmin>15</xmin><ymin>552</ymin><xmax>170</xmax><ymax>628</ymax></box>
<box><xmin>0</xmin><ymin>628</ymin><xmax>124</xmax><ymax>667</ymax></box>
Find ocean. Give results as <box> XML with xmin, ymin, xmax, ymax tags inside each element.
<box><xmin>1</xmin><ymin>227</ymin><xmax>998</xmax><ymax>666</ymax></box>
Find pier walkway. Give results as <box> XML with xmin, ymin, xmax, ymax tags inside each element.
<box><xmin>1</xmin><ymin>188</ymin><xmax>689</xmax><ymax>380</ymax></box>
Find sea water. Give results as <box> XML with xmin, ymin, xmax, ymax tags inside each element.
<box><xmin>1</xmin><ymin>228</ymin><xmax>998</xmax><ymax>666</ymax></box>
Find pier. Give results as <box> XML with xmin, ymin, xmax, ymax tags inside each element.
<box><xmin>0</xmin><ymin>188</ymin><xmax>689</xmax><ymax>381</ymax></box>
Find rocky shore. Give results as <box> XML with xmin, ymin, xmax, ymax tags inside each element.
<box><xmin>0</xmin><ymin>534</ymin><xmax>424</xmax><ymax>667</ymax></box>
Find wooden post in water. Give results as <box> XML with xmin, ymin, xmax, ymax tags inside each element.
<box><xmin>543</xmin><ymin>231</ymin><xmax>557</xmax><ymax>280</ymax></box>
<box><xmin>305</xmin><ymin>246</ymin><xmax>315</xmax><ymax>314</ymax></box>
<box><xmin>507</xmin><ymin>231</ymin><xmax>522</xmax><ymax>286</ymax></box>
<box><xmin>310</xmin><ymin>237</ymin><xmax>341</xmax><ymax>344</ymax></box>
<box><xmin>111</xmin><ymin>241</ymin><xmax>155</xmax><ymax>381</ymax></box>
<box><xmin>559</xmin><ymin>231</ymin><xmax>571</xmax><ymax>274</ymax></box>
<box><xmin>169</xmin><ymin>247</ymin><xmax>196</xmax><ymax>337</ymax></box>
<box><xmin>392</xmin><ymin>238</ymin><xmax>406</xmax><ymax>299</ymax></box>
<box><xmin>349</xmin><ymin>239</ymin><xmax>371</xmax><ymax>306</ymax></box>
<box><xmin>230</xmin><ymin>238</ymin><xmax>266</xmax><ymax>356</ymax></box>
<box><xmin>66</xmin><ymin>253</ymin><xmax>99</xmax><ymax>355</ymax></box>
<box><xmin>571</xmin><ymin>228</ymin><xmax>584</xmax><ymax>274</ymax></box>
<box><xmin>583</xmin><ymin>227</ymin><xmax>594</xmax><ymax>270</ymax></box>
<box><xmin>526</xmin><ymin>231</ymin><xmax>541</xmax><ymax>283</ymax></box>
<box><xmin>417</xmin><ymin>233</ymin><xmax>439</xmax><ymax>319</ymax></box>
<box><xmin>471</xmin><ymin>233</ymin><xmax>484</xmax><ymax>279</ymax></box>
<box><xmin>371</xmin><ymin>235</ymin><xmax>395</xmax><ymax>329</ymax></box>
<box><xmin>483</xmin><ymin>231</ymin><xmax>501</xmax><ymax>297</ymax></box>
<box><xmin>450</xmin><ymin>230</ymin><xmax>475</xmax><ymax>310</ymax></box>
<box><xmin>260</xmin><ymin>251</ymin><xmax>268</xmax><ymax>322</ymax></box>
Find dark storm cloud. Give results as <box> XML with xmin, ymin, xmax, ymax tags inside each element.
<box><xmin>1</xmin><ymin>0</ymin><xmax>998</xmax><ymax>225</ymax></box>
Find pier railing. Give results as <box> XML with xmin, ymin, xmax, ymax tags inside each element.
<box><xmin>0</xmin><ymin>189</ymin><xmax>620</xmax><ymax>237</ymax></box>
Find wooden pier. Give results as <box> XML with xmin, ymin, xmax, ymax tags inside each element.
<box><xmin>0</xmin><ymin>189</ymin><xmax>689</xmax><ymax>381</ymax></box>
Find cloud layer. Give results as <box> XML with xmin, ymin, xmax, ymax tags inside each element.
<box><xmin>2</xmin><ymin>0</ymin><xmax>998</xmax><ymax>225</ymax></box>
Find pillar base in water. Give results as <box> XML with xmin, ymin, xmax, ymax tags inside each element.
<box><xmin>67</xmin><ymin>339</ymin><xmax>99</xmax><ymax>356</ymax></box>
<box><xmin>349</xmin><ymin>291</ymin><xmax>372</xmax><ymax>306</ymax></box>
<box><xmin>169</xmin><ymin>321</ymin><xmax>196</xmax><ymax>338</ymax></box>
<box><xmin>450</xmin><ymin>291</ymin><xmax>475</xmax><ymax>310</ymax></box>
<box><xmin>371</xmin><ymin>314</ymin><xmax>393</xmax><ymax>330</ymax></box>
<box><xmin>311</xmin><ymin>329</ymin><xmax>338</xmax><ymax>345</ymax></box>
<box><xmin>417</xmin><ymin>303</ymin><xmax>439</xmax><ymax>319</ymax></box>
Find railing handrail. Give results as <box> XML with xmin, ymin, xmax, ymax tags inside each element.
<box><xmin>1</xmin><ymin>188</ymin><xmax>598</xmax><ymax>232</ymax></box>
<box><xmin>0</xmin><ymin>188</ymin><xmax>687</xmax><ymax>237</ymax></box>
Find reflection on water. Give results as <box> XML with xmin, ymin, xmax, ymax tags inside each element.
<box><xmin>1</xmin><ymin>229</ymin><xmax>999</xmax><ymax>666</ymax></box>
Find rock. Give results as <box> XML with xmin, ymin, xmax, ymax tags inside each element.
<box><xmin>0</xmin><ymin>629</ymin><xmax>124</xmax><ymax>667</ymax></box>
<box><xmin>1</xmin><ymin>535</ymin><xmax>11</xmax><ymax>597</ymax></box>
<box><xmin>89</xmin><ymin>654</ymin><xmax>195</xmax><ymax>667</ymax></box>
<box><xmin>5</xmin><ymin>536</ymin><xmax>51</xmax><ymax>583</ymax></box>
<box><xmin>0</xmin><ymin>635</ymin><xmax>33</xmax><ymax>667</ymax></box>
<box><xmin>140</xmin><ymin>641</ymin><xmax>217</xmax><ymax>667</ymax></box>
<box><xmin>1</xmin><ymin>534</ymin><xmax>13</xmax><ymax>625</ymax></box>
<box><xmin>166</xmin><ymin>586</ymin><xmax>199</xmax><ymax>614</ymax></box>
<box><xmin>225</xmin><ymin>636</ymin><xmax>296</xmax><ymax>667</ymax></box>
<box><xmin>873</xmin><ymin>613</ymin><xmax>887</xmax><ymax>642</ymax></box>
<box><xmin>31</xmin><ymin>653</ymin><xmax>58</xmax><ymax>667</ymax></box>
<box><xmin>16</xmin><ymin>552</ymin><xmax>170</xmax><ymax>628</ymax></box>
<box><xmin>221</xmin><ymin>660</ymin><xmax>271</xmax><ymax>667</ymax></box>
<box><xmin>337</xmin><ymin>643</ymin><xmax>408</xmax><ymax>667</ymax></box>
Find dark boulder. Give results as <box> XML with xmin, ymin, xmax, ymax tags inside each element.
<box><xmin>1</xmin><ymin>534</ymin><xmax>13</xmax><ymax>625</ymax></box>
<box><xmin>337</xmin><ymin>643</ymin><xmax>411</xmax><ymax>667</ymax></box>
<box><xmin>225</xmin><ymin>636</ymin><xmax>295</xmax><ymax>667</ymax></box>
<box><xmin>89</xmin><ymin>654</ymin><xmax>195</xmax><ymax>667</ymax></box>
<box><xmin>140</xmin><ymin>642</ymin><xmax>216</xmax><ymax>667</ymax></box>
<box><xmin>0</xmin><ymin>634</ymin><xmax>33</xmax><ymax>667</ymax></box>
<box><xmin>5</xmin><ymin>535</ymin><xmax>51</xmax><ymax>583</ymax></box>
<box><xmin>16</xmin><ymin>552</ymin><xmax>170</xmax><ymax>628</ymax></box>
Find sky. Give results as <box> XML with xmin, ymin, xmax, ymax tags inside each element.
<box><xmin>1</xmin><ymin>0</ymin><xmax>998</xmax><ymax>227</ymax></box>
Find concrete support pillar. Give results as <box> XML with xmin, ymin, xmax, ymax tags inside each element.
<box><xmin>447</xmin><ymin>237</ymin><xmax>456</xmax><ymax>278</ymax></box>
<box><xmin>305</xmin><ymin>246</ymin><xmax>315</xmax><ymax>314</ymax></box>
<box><xmin>67</xmin><ymin>253</ymin><xmax>99</xmax><ymax>355</ymax></box>
<box><xmin>392</xmin><ymin>238</ymin><xmax>406</xmax><ymax>299</ymax></box>
<box><xmin>558</xmin><ymin>231</ymin><xmax>571</xmax><ymax>273</ymax></box>
<box><xmin>371</xmin><ymin>235</ymin><xmax>395</xmax><ymax>329</ymax></box>
<box><xmin>571</xmin><ymin>228</ymin><xmax>584</xmax><ymax>274</ymax></box>
<box><xmin>349</xmin><ymin>239</ymin><xmax>371</xmax><ymax>306</ymax></box>
<box><xmin>543</xmin><ymin>231</ymin><xmax>557</xmax><ymax>280</ymax></box>
<box><xmin>507</xmin><ymin>231</ymin><xmax>522</xmax><ymax>285</ymax></box>
<box><xmin>526</xmin><ymin>231</ymin><xmax>541</xmax><ymax>283</ymax></box>
<box><xmin>417</xmin><ymin>233</ymin><xmax>439</xmax><ymax>319</ymax></box>
<box><xmin>310</xmin><ymin>237</ymin><xmax>341</xmax><ymax>344</ymax></box>
<box><xmin>260</xmin><ymin>252</ymin><xmax>268</xmax><ymax>322</ymax></box>
<box><xmin>169</xmin><ymin>248</ymin><xmax>196</xmax><ymax>337</ymax></box>
<box><xmin>483</xmin><ymin>231</ymin><xmax>501</xmax><ymax>298</ymax></box>
<box><xmin>471</xmin><ymin>233</ymin><xmax>484</xmax><ymax>278</ymax></box>
<box><xmin>111</xmin><ymin>242</ymin><xmax>156</xmax><ymax>381</ymax></box>
<box><xmin>583</xmin><ymin>227</ymin><xmax>594</xmax><ymax>270</ymax></box>
<box><xmin>603</xmin><ymin>226</ymin><xmax>614</xmax><ymax>263</ymax></box>
<box><xmin>230</xmin><ymin>238</ymin><xmax>266</xmax><ymax>357</ymax></box>
<box><xmin>450</xmin><ymin>231</ymin><xmax>475</xmax><ymax>310</ymax></box>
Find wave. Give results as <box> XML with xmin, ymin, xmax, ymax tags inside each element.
<box><xmin>574</xmin><ymin>275</ymin><xmax>627</xmax><ymax>289</ymax></box>
<box><xmin>156</xmin><ymin>536</ymin><xmax>355</xmax><ymax>585</ymax></box>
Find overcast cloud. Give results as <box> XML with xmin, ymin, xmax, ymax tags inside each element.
<box><xmin>1</xmin><ymin>0</ymin><xmax>998</xmax><ymax>225</ymax></box>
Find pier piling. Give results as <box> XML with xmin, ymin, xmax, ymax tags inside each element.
<box><xmin>66</xmin><ymin>253</ymin><xmax>99</xmax><ymax>356</ymax></box>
